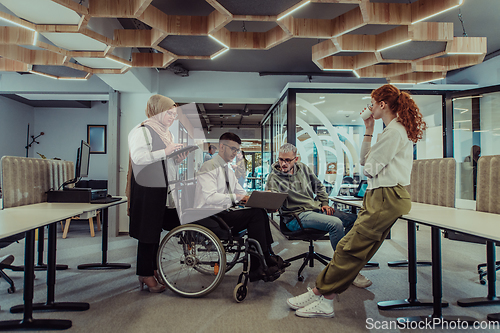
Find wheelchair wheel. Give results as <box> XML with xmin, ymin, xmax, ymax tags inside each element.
<box><xmin>157</xmin><ymin>225</ymin><xmax>226</xmax><ymax>298</ymax></box>
<box><xmin>233</xmin><ymin>283</ymin><xmax>248</xmax><ymax>302</ymax></box>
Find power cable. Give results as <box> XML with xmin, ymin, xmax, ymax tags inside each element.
<box><xmin>458</xmin><ymin>9</ymin><xmax>468</xmax><ymax>37</ymax></box>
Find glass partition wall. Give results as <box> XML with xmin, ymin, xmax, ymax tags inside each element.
<box><xmin>263</xmin><ymin>88</ymin><xmax>444</xmax><ymax>196</ymax></box>
<box><xmin>452</xmin><ymin>88</ymin><xmax>500</xmax><ymax>209</ymax></box>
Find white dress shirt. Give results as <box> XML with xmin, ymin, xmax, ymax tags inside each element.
<box><xmin>360</xmin><ymin>118</ymin><xmax>413</xmax><ymax>190</ymax></box>
<box><xmin>128</xmin><ymin>124</ymin><xmax>168</xmax><ymax>165</ymax></box>
<box><xmin>194</xmin><ymin>154</ymin><xmax>246</xmax><ymax>209</ymax></box>
<box><xmin>128</xmin><ymin>124</ymin><xmax>177</xmax><ymax>207</ymax></box>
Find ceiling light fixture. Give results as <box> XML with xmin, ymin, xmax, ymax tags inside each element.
<box><xmin>58</xmin><ymin>76</ymin><xmax>89</xmax><ymax>81</ymax></box>
<box><xmin>105</xmin><ymin>55</ymin><xmax>132</xmax><ymax>67</ymax></box>
<box><xmin>323</xmin><ymin>68</ymin><xmax>360</xmax><ymax>78</ymax></box>
<box><xmin>277</xmin><ymin>1</ymin><xmax>310</xmax><ymax>21</ymax></box>
<box><xmin>32</xmin><ymin>31</ymin><xmax>38</xmax><ymax>46</ymax></box>
<box><xmin>412</xmin><ymin>0</ymin><xmax>463</xmax><ymax>24</ymax></box>
<box><xmin>211</xmin><ymin>48</ymin><xmax>229</xmax><ymax>60</ymax></box>
<box><xmin>319</xmin><ymin>96</ymin><xmax>325</xmax><ymax>99</ymax></box>
<box><xmin>0</xmin><ymin>16</ymin><xmax>35</xmax><ymax>31</ymax></box>
<box><xmin>209</xmin><ymin>35</ymin><xmax>229</xmax><ymax>49</ymax></box>
<box><xmin>417</xmin><ymin>77</ymin><xmax>444</xmax><ymax>84</ymax></box>
<box><xmin>29</xmin><ymin>70</ymin><xmax>58</xmax><ymax>80</ymax></box>
<box><xmin>377</xmin><ymin>39</ymin><xmax>411</xmax><ymax>52</ymax></box>
<box><xmin>452</xmin><ymin>95</ymin><xmax>483</xmax><ymax>101</ymax></box>
<box><xmin>311</xmin><ymin>100</ymin><xmax>325</xmax><ymax>106</ymax></box>
<box><xmin>447</xmin><ymin>52</ymin><xmax>484</xmax><ymax>55</ymax></box>
<box><xmin>390</xmin><ymin>82</ymin><xmax>415</xmax><ymax>85</ymax></box>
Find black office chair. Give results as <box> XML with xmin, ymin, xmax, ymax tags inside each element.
<box><xmin>0</xmin><ymin>233</ymin><xmax>24</xmax><ymax>293</ymax></box>
<box><xmin>279</xmin><ymin>214</ymin><xmax>331</xmax><ymax>281</ymax></box>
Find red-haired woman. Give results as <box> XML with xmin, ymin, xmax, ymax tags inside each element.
<box><xmin>287</xmin><ymin>84</ymin><xmax>426</xmax><ymax>318</ymax></box>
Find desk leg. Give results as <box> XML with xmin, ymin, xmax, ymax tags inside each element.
<box><xmin>34</xmin><ymin>226</ymin><xmax>68</xmax><ymax>271</ymax></box>
<box><xmin>398</xmin><ymin>227</ymin><xmax>476</xmax><ymax>325</ymax></box>
<box><xmin>78</xmin><ymin>208</ymin><xmax>131</xmax><ymax>270</ymax></box>
<box><xmin>378</xmin><ymin>221</ymin><xmax>440</xmax><ymax>310</ymax></box>
<box><xmin>11</xmin><ymin>223</ymin><xmax>90</xmax><ymax>313</ymax></box>
<box><xmin>387</xmin><ymin>222</ymin><xmax>431</xmax><ymax>268</ymax></box>
<box><xmin>457</xmin><ymin>240</ymin><xmax>500</xmax><ymax>308</ymax></box>
<box><xmin>0</xmin><ymin>230</ymin><xmax>72</xmax><ymax>330</ymax></box>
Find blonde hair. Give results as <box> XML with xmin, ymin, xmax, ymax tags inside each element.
<box><xmin>145</xmin><ymin>94</ymin><xmax>176</xmax><ymax>118</ymax></box>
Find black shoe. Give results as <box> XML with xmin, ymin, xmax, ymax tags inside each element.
<box><xmin>249</xmin><ymin>265</ymin><xmax>282</xmax><ymax>282</ymax></box>
<box><xmin>268</xmin><ymin>255</ymin><xmax>291</xmax><ymax>271</ymax></box>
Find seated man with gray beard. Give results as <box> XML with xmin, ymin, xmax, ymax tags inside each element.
<box><xmin>266</xmin><ymin>143</ymin><xmax>371</xmax><ymax>288</ymax></box>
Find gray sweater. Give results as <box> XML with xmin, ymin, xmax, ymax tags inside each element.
<box><xmin>265</xmin><ymin>161</ymin><xmax>329</xmax><ymax>217</ymax></box>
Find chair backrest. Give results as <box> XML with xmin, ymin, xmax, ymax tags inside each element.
<box><xmin>476</xmin><ymin>155</ymin><xmax>500</xmax><ymax>214</ymax></box>
<box><xmin>1</xmin><ymin>156</ymin><xmax>73</xmax><ymax>208</ymax></box>
<box><xmin>406</xmin><ymin>158</ymin><xmax>456</xmax><ymax>207</ymax></box>
<box><xmin>342</xmin><ymin>176</ymin><xmax>353</xmax><ymax>184</ymax></box>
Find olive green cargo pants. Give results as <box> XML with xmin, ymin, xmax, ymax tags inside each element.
<box><xmin>316</xmin><ymin>185</ymin><xmax>411</xmax><ymax>295</ymax></box>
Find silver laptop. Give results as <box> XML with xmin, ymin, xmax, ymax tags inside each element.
<box><xmin>244</xmin><ymin>191</ymin><xmax>287</xmax><ymax>210</ymax></box>
<box><xmin>333</xmin><ymin>180</ymin><xmax>368</xmax><ymax>201</ymax></box>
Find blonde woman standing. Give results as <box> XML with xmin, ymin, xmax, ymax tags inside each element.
<box><xmin>126</xmin><ymin>95</ymin><xmax>187</xmax><ymax>293</ymax></box>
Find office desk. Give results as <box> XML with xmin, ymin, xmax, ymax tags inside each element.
<box><xmin>0</xmin><ymin>208</ymin><xmax>78</xmax><ymax>330</ymax></box>
<box><xmin>393</xmin><ymin>203</ymin><xmax>500</xmax><ymax>323</ymax></box>
<box><xmin>0</xmin><ymin>197</ymin><xmax>128</xmax><ymax>330</ymax></box>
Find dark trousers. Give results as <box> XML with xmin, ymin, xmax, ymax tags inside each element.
<box><xmin>195</xmin><ymin>207</ymin><xmax>273</xmax><ymax>250</ymax></box>
<box><xmin>136</xmin><ymin>207</ymin><xmax>180</xmax><ymax>276</ymax></box>
<box><xmin>137</xmin><ymin>242</ymin><xmax>159</xmax><ymax>276</ymax></box>
<box><xmin>194</xmin><ymin>207</ymin><xmax>274</xmax><ymax>271</ymax></box>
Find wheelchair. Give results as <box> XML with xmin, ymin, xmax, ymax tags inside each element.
<box><xmin>156</xmin><ymin>182</ymin><xmax>276</xmax><ymax>302</ymax></box>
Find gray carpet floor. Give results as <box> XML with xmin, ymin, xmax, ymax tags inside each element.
<box><xmin>1</xmin><ymin>218</ymin><xmax>500</xmax><ymax>332</ymax></box>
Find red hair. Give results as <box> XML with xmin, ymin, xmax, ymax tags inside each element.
<box><xmin>371</xmin><ymin>84</ymin><xmax>427</xmax><ymax>143</ymax></box>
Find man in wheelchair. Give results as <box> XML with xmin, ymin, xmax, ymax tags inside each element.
<box><xmin>191</xmin><ymin>132</ymin><xmax>288</xmax><ymax>282</ymax></box>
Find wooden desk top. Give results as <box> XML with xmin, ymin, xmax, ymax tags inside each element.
<box><xmin>0</xmin><ymin>197</ymin><xmax>127</xmax><ymax>240</ymax></box>
<box><xmin>404</xmin><ymin>203</ymin><xmax>500</xmax><ymax>243</ymax></box>
<box><xmin>330</xmin><ymin>196</ymin><xmax>500</xmax><ymax>243</ymax></box>
<box><xmin>0</xmin><ymin>208</ymin><xmax>79</xmax><ymax>239</ymax></box>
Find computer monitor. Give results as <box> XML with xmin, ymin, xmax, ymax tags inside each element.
<box><xmin>60</xmin><ymin>140</ymin><xmax>90</xmax><ymax>190</ymax></box>
<box><xmin>75</xmin><ymin>140</ymin><xmax>91</xmax><ymax>179</ymax></box>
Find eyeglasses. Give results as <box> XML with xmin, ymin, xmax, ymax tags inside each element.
<box><xmin>223</xmin><ymin>143</ymin><xmax>240</xmax><ymax>154</ymax></box>
<box><xmin>165</xmin><ymin>110</ymin><xmax>178</xmax><ymax>119</ymax></box>
<box><xmin>278</xmin><ymin>157</ymin><xmax>295</xmax><ymax>164</ymax></box>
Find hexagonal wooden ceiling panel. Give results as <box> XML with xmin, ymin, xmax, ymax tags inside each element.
<box><xmin>0</xmin><ymin>0</ymin><xmax>488</xmax><ymax>83</ymax></box>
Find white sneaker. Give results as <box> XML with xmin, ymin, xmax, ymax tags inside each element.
<box><xmin>287</xmin><ymin>287</ymin><xmax>321</xmax><ymax>310</ymax></box>
<box><xmin>295</xmin><ymin>296</ymin><xmax>335</xmax><ymax>318</ymax></box>
<box><xmin>352</xmin><ymin>273</ymin><xmax>372</xmax><ymax>288</ymax></box>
